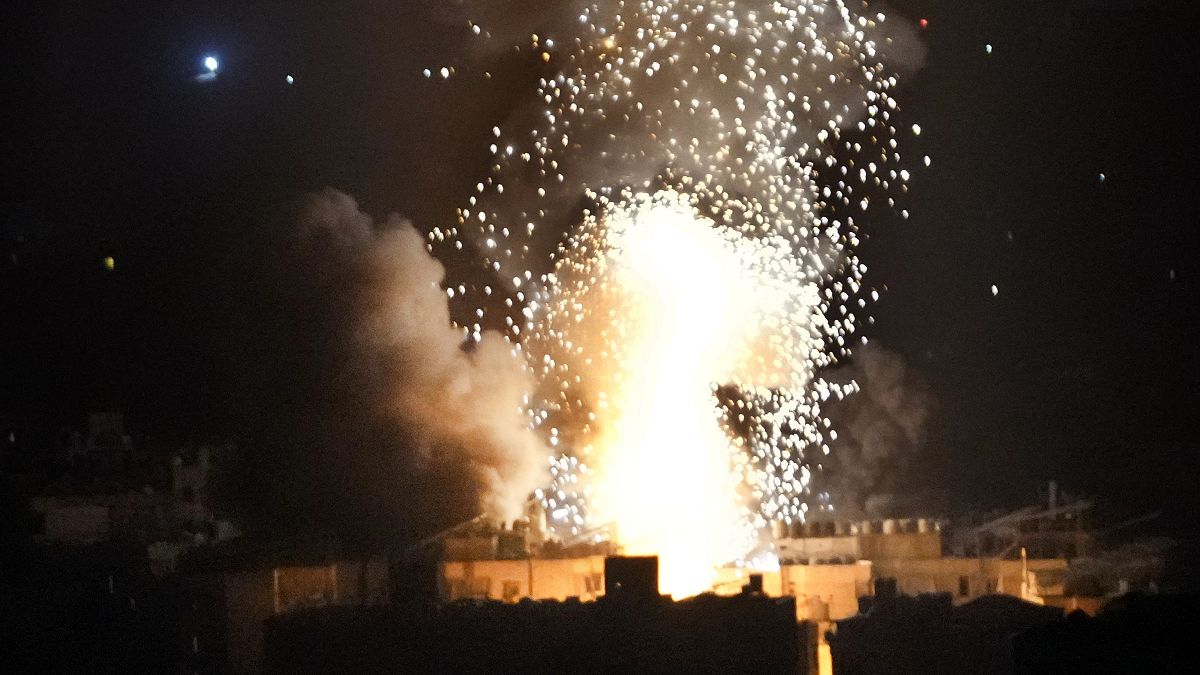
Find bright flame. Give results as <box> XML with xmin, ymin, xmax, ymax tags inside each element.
<box><xmin>535</xmin><ymin>191</ymin><xmax>816</xmax><ymax>597</ymax></box>
<box><xmin>591</xmin><ymin>198</ymin><xmax>757</xmax><ymax>597</ymax></box>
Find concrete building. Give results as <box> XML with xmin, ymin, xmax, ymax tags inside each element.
<box><xmin>435</xmin><ymin>514</ymin><xmax>1072</xmax><ymax>675</ymax></box>
<box><xmin>436</xmin><ymin>516</ymin><xmax>1070</xmax><ymax>615</ymax></box>
<box><xmin>774</xmin><ymin>518</ymin><xmax>1070</xmax><ymax>607</ymax></box>
<box><xmin>265</xmin><ymin>557</ymin><xmax>814</xmax><ymax>675</ymax></box>
<box><xmin>873</xmin><ymin>555</ymin><xmax>1067</xmax><ymax>605</ymax></box>
<box><xmin>31</xmin><ymin>489</ymin><xmax>161</xmax><ymax>545</ymax></box>
<box><xmin>775</xmin><ymin>518</ymin><xmax>943</xmax><ymax>563</ymax></box>
<box><xmin>182</xmin><ymin>554</ymin><xmax>390</xmax><ymax>674</ymax></box>
<box><xmin>35</xmin><ymin>500</ymin><xmax>112</xmax><ymax>544</ymax></box>
<box><xmin>441</xmin><ymin>556</ymin><xmax>607</xmax><ymax>602</ymax></box>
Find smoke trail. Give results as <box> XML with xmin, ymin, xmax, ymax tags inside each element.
<box><xmin>266</xmin><ymin>189</ymin><xmax>546</xmax><ymax>525</ymax></box>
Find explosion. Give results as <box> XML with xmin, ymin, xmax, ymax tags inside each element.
<box><xmin>537</xmin><ymin>190</ymin><xmax>824</xmax><ymax>596</ymax></box>
<box><xmin>429</xmin><ymin>1</ymin><xmax>921</xmax><ymax>597</ymax></box>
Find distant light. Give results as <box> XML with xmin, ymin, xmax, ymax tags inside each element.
<box><xmin>919</xmin><ymin>18</ymin><xmax>928</xmax><ymax>29</ymax></box>
<box><xmin>285</xmin><ymin>74</ymin><xmax>295</xmax><ymax>85</ymax></box>
<box><xmin>103</xmin><ymin>256</ymin><xmax>115</xmax><ymax>271</ymax></box>
<box><xmin>204</xmin><ymin>56</ymin><xmax>219</xmax><ymax>73</ymax></box>
<box><xmin>1098</xmin><ymin>172</ymin><xmax>1106</xmax><ymax>182</ymax></box>
<box><xmin>990</xmin><ymin>284</ymin><xmax>999</xmax><ymax>296</ymax></box>
<box><xmin>985</xmin><ymin>44</ymin><xmax>993</xmax><ymax>54</ymax></box>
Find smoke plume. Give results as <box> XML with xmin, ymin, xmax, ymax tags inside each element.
<box><xmin>820</xmin><ymin>344</ymin><xmax>931</xmax><ymax>517</ymax></box>
<box><xmin>304</xmin><ymin>189</ymin><xmax>545</xmax><ymax>520</ymax></box>
<box><xmin>240</xmin><ymin>189</ymin><xmax>545</xmax><ymax>543</ymax></box>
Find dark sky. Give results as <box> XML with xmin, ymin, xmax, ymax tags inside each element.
<box><xmin>2</xmin><ymin>1</ymin><xmax>1196</xmax><ymax>533</ymax></box>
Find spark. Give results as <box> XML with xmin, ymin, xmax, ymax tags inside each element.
<box><xmin>438</xmin><ymin>1</ymin><xmax>918</xmax><ymax>597</ymax></box>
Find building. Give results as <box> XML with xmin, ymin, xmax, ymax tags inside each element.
<box><xmin>1011</xmin><ymin>592</ymin><xmax>1198</xmax><ymax>673</ymax></box>
<box><xmin>31</xmin><ymin>489</ymin><xmax>162</xmax><ymax>545</ymax></box>
<box><xmin>441</xmin><ymin>556</ymin><xmax>608</xmax><ymax>602</ymax></box>
<box><xmin>179</xmin><ymin>549</ymin><xmax>390</xmax><ymax>674</ymax></box>
<box><xmin>438</xmin><ymin>516</ymin><xmax>1068</xmax><ymax>612</ymax></box>
<box><xmin>828</xmin><ymin>591</ymin><xmax>1065</xmax><ymax>674</ymax></box>
<box><xmin>432</xmin><ymin>513</ymin><xmax>1073</xmax><ymax>675</ymax></box>
<box><xmin>264</xmin><ymin>556</ymin><xmax>813</xmax><ymax>675</ymax></box>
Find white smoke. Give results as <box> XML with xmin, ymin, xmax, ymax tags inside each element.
<box><xmin>297</xmin><ymin>188</ymin><xmax>546</xmax><ymax>521</ymax></box>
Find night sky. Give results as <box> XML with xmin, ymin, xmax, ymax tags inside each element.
<box><xmin>2</xmin><ymin>1</ymin><xmax>1196</xmax><ymax>536</ymax></box>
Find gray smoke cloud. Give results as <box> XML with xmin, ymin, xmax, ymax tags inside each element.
<box><xmin>295</xmin><ymin>189</ymin><xmax>546</xmax><ymax>522</ymax></box>
<box><xmin>820</xmin><ymin>343</ymin><xmax>931</xmax><ymax>517</ymax></box>
<box><xmin>239</xmin><ymin>189</ymin><xmax>546</xmax><ymax>542</ymax></box>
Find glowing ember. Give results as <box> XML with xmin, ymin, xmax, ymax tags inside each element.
<box><xmin>431</xmin><ymin>1</ymin><xmax>920</xmax><ymax>596</ymax></box>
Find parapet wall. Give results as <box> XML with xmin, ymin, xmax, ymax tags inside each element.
<box><xmin>774</xmin><ymin>519</ymin><xmax>942</xmax><ymax>562</ymax></box>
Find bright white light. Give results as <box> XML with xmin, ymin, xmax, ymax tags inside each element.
<box><xmin>204</xmin><ymin>56</ymin><xmax>219</xmax><ymax>73</ymax></box>
<box><xmin>285</xmin><ymin>74</ymin><xmax>295</xmax><ymax>85</ymax></box>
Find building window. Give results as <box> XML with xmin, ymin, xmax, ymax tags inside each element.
<box><xmin>502</xmin><ymin>580</ymin><xmax>521</xmax><ymax>602</ymax></box>
<box><xmin>958</xmin><ymin>575</ymin><xmax>970</xmax><ymax>597</ymax></box>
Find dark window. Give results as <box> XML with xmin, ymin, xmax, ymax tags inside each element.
<box><xmin>958</xmin><ymin>575</ymin><xmax>970</xmax><ymax>597</ymax></box>
<box><xmin>502</xmin><ymin>580</ymin><xmax>521</xmax><ymax>602</ymax></box>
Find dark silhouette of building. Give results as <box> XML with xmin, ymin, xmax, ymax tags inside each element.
<box><xmin>264</xmin><ymin>555</ymin><xmax>815</xmax><ymax>674</ymax></box>
<box><xmin>828</xmin><ymin>589</ymin><xmax>1062</xmax><ymax>674</ymax></box>
<box><xmin>1012</xmin><ymin>592</ymin><xmax>1198</xmax><ymax>674</ymax></box>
